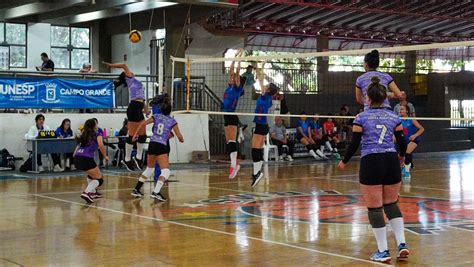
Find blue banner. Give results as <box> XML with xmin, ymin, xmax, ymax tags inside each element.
<box><xmin>0</xmin><ymin>77</ymin><xmax>114</xmax><ymax>108</ymax></box>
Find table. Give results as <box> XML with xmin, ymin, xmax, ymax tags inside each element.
<box><xmin>28</xmin><ymin>138</ymin><xmax>77</xmax><ymax>173</ymax></box>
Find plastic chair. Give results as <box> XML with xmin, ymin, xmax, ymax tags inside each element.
<box><xmin>263</xmin><ymin>134</ymin><xmax>279</xmax><ymax>162</ymax></box>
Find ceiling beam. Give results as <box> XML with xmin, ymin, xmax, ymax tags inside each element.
<box><xmin>68</xmin><ymin>1</ymin><xmax>177</xmax><ymax>24</ymax></box>
<box><xmin>1</xmin><ymin>0</ymin><xmax>89</xmax><ymax>20</ymax></box>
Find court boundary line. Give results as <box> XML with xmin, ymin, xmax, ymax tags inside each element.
<box><xmin>33</xmin><ymin>193</ymin><xmax>386</xmax><ymax>266</ymax></box>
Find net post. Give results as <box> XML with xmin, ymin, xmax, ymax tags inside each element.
<box><xmin>186</xmin><ymin>57</ymin><xmax>191</xmax><ymax>112</ymax></box>
<box><xmin>171</xmin><ymin>58</ymin><xmax>175</xmax><ymax>104</ymax></box>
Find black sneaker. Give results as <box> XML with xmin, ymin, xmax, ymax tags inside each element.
<box><xmin>93</xmin><ymin>190</ymin><xmax>103</xmax><ymax>199</ymax></box>
<box><xmin>133</xmin><ymin>157</ymin><xmax>143</xmax><ymax>171</ymax></box>
<box><xmin>150</xmin><ymin>192</ymin><xmax>166</xmax><ymax>202</ymax></box>
<box><xmin>251</xmin><ymin>171</ymin><xmax>264</xmax><ymax>187</ymax></box>
<box><xmin>131</xmin><ymin>189</ymin><xmax>144</xmax><ymax>198</ymax></box>
<box><xmin>80</xmin><ymin>192</ymin><xmax>94</xmax><ymax>204</ymax></box>
<box><xmin>122</xmin><ymin>160</ymin><xmax>135</xmax><ymax>171</ymax></box>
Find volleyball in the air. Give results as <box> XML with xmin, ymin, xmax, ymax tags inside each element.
<box><xmin>129</xmin><ymin>30</ymin><xmax>142</xmax><ymax>43</ymax></box>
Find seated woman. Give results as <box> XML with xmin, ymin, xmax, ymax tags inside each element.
<box><xmin>297</xmin><ymin>112</ymin><xmax>327</xmax><ymax>160</ymax></box>
<box><xmin>52</xmin><ymin>118</ymin><xmax>74</xmax><ymax>171</ymax></box>
<box><xmin>323</xmin><ymin>115</ymin><xmax>341</xmax><ymax>154</ymax></box>
<box><xmin>24</xmin><ymin>114</ymin><xmax>51</xmax><ymax>173</ymax></box>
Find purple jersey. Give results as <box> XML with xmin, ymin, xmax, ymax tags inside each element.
<box><xmin>126</xmin><ymin>76</ymin><xmax>145</xmax><ymax>101</ymax></box>
<box><xmin>353</xmin><ymin>108</ymin><xmax>401</xmax><ymax>157</ymax></box>
<box><xmin>355</xmin><ymin>71</ymin><xmax>393</xmax><ymax>111</ymax></box>
<box><xmin>75</xmin><ymin>134</ymin><xmax>99</xmax><ymax>158</ymax></box>
<box><xmin>150</xmin><ymin>114</ymin><xmax>177</xmax><ymax>145</ymax></box>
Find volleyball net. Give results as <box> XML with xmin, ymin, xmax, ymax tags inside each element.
<box><xmin>170</xmin><ymin>41</ymin><xmax>474</xmax><ymax>155</ymax></box>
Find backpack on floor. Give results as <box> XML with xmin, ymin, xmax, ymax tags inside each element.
<box><xmin>0</xmin><ymin>149</ymin><xmax>15</xmax><ymax>171</ymax></box>
<box><xmin>19</xmin><ymin>154</ymin><xmax>33</xmax><ymax>172</ymax></box>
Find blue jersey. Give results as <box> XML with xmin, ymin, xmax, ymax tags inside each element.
<box><xmin>297</xmin><ymin>119</ymin><xmax>311</xmax><ymax>136</ymax></box>
<box><xmin>55</xmin><ymin>127</ymin><xmax>73</xmax><ymax>138</ymax></box>
<box><xmin>401</xmin><ymin>119</ymin><xmax>419</xmax><ymax>143</ymax></box>
<box><xmin>253</xmin><ymin>92</ymin><xmax>273</xmax><ymax>124</ymax></box>
<box><xmin>310</xmin><ymin>120</ymin><xmax>320</xmax><ymax>132</ymax></box>
<box><xmin>353</xmin><ymin>108</ymin><xmax>401</xmax><ymax>157</ymax></box>
<box><xmin>222</xmin><ymin>84</ymin><xmax>244</xmax><ymax>112</ymax></box>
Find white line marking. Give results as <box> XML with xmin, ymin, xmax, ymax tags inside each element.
<box><xmin>33</xmin><ymin>193</ymin><xmax>385</xmax><ymax>266</ymax></box>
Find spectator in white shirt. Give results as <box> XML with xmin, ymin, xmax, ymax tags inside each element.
<box><xmin>25</xmin><ymin>114</ymin><xmax>50</xmax><ymax>172</ymax></box>
<box><xmin>394</xmin><ymin>92</ymin><xmax>416</xmax><ymax>116</ymax></box>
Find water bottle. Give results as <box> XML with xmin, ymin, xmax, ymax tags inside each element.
<box><xmin>110</xmin><ymin>128</ymin><xmax>113</xmax><ymax>138</ymax></box>
<box><xmin>103</xmin><ymin>128</ymin><xmax>107</xmax><ymax>138</ymax></box>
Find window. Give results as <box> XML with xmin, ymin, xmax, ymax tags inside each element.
<box><xmin>51</xmin><ymin>26</ymin><xmax>90</xmax><ymax>69</ymax></box>
<box><xmin>450</xmin><ymin>99</ymin><xmax>474</xmax><ymax>127</ymax></box>
<box><xmin>0</xmin><ymin>23</ymin><xmax>27</xmax><ymax>68</ymax></box>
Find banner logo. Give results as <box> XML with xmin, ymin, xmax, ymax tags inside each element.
<box><xmin>42</xmin><ymin>83</ymin><xmax>60</xmax><ymax>103</ymax></box>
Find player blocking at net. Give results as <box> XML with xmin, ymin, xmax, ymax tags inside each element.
<box><xmin>222</xmin><ymin>50</ymin><xmax>246</xmax><ymax>179</ymax></box>
<box><xmin>251</xmin><ymin>65</ymin><xmax>279</xmax><ymax>187</ymax></box>
<box><xmin>130</xmin><ymin>96</ymin><xmax>184</xmax><ymax>201</ymax></box>
<box><xmin>339</xmin><ymin>76</ymin><xmax>409</xmax><ymax>263</ymax></box>
<box><xmin>103</xmin><ymin>62</ymin><xmax>149</xmax><ymax>172</ymax></box>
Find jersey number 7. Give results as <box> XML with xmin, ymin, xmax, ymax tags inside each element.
<box><xmin>376</xmin><ymin>125</ymin><xmax>387</xmax><ymax>144</ymax></box>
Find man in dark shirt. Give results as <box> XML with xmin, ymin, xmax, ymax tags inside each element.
<box><xmin>37</xmin><ymin>52</ymin><xmax>54</xmax><ymax>71</ymax></box>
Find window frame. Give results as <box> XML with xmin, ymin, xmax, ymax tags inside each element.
<box><xmin>50</xmin><ymin>25</ymin><xmax>90</xmax><ymax>70</ymax></box>
<box><xmin>0</xmin><ymin>22</ymin><xmax>27</xmax><ymax>68</ymax></box>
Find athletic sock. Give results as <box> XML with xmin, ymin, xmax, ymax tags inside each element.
<box><xmin>136</xmin><ymin>143</ymin><xmax>144</xmax><ymax>160</ymax></box>
<box><xmin>153</xmin><ymin>180</ymin><xmax>164</xmax><ymax>194</ymax></box>
<box><xmin>389</xmin><ymin>218</ymin><xmax>406</xmax><ymax>245</ymax></box>
<box><xmin>230</xmin><ymin>151</ymin><xmax>237</xmax><ymax>168</ymax></box>
<box><xmin>85</xmin><ymin>180</ymin><xmax>99</xmax><ymax>193</ymax></box>
<box><xmin>135</xmin><ymin>181</ymin><xmax>144</xmax><ymax>191</ymax></box>
<box><xmin>125</xmin><ymin>143</ymin><xmax>133</xmax><ymax>162</ymax></box>
<box><xmin>372</xmin><ymin>227</ymin><xmax>388</xmax><ymax>252</ymax></box>
<box><xmin>253</xmin><ymin>161</ymin><xmax>263</xmax><ymax>175</ymax></box>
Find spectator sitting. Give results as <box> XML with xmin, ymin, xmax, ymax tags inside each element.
<box><xmin>322</xmin><ymin>115</ymin><xmax>340</xmax><ymax>153</ymax></box>
<box><xmin>270</xmin><ymin>116</ymin><xmax>294</xmax><ymax>161</ymax></box>
<box><xmin>297</xmin><ymin>112</ymin><xmax>327</xmax><ymax>160</ymax></box>
<box><xmin>394</xmin><ymin>92</ymin><xmax>416</xmax><ymax>116</ymax></box>
<box><xmin>36</xmin><ymin>52</ymin><xmax>54</xmax><ymax>71</ymax></box>
<box><xmin>51</xmin><ymin>119</ymin><xmax>75</xmax><ymax>172</ymax></box>
<box><xmin>113</xmin><ymin>118</ymin><xmax>128</xmax><ymax>166</ymax></box>
<box><xmin>79</xmin><ymin>62</ymin><xmax>98</xmax><ymax>73</ymax></box>
<box><xmin>337</xmin><ymin>104</ymin><xmax>353</xmax><ymax>142</ymax></box>
<box><xmin>24</xmin><ymin>114</ymin><xmax>51</xmax><ymax>173</ymax></box>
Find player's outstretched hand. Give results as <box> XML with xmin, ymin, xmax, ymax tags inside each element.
<box><xmin>338</xmin><ymin>161</ymin><xmax>346</xmax><ymax>170</ymax></box>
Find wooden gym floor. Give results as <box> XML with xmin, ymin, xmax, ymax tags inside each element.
<box><xmin>1</xmin><ymin>150</ymin><xmax>474</xmax><ymax>266</ymax></box>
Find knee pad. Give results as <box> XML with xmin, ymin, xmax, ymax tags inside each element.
<box><xmin>368</xmin><ymin>207</ymin><xmax>385</xmax><ymax>228</ymax></box>
<box><xmin>161</xmin><ymin>168</ymin><xmax>171</xmax><ymax>180</ymax></box>
<box><xmin>141</xmin><ymin>167</ymin><xmax>155</xmax><ymax>180</ymax></box>
<box><xmin>87</xmin><ymin>175</ymin><xmax>94</xmax><ymax>180</ymax></box>
<box><xmin>226</xmin><ymin>141</ymin><xmax>237</xmax><ymax>154</ymax></box>
<box><xmin>138</xmin><ymin>135</ymin><xmax>147</xmax><ymax>143</ymax></box>
<box><xmin>252</xmin><ymin>148</ymin><xmax>263</xmax><ymax>162</ymax></box>
<box><xmin>126</xmin><ymin>136</ymin><xmax>136</xmax><ymax>144</ymax></box>
<box><xmin>383</xmin><ymin>201</ymin><xmax>403</xmax><ymax>220</ymax></box>
<box><xmin>98</xmin><ymin>178</ymin><xmax>104</xmax><ymax>187</ymax></box>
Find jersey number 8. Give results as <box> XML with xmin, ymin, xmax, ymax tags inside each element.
<box><xmin>157</xmin><ymin>123</ymin><xmax>165</xmax><ymax>135</ymax></box>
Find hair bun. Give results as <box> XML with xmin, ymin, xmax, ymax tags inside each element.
<box><xmin>370</xmin><ymin>76</ymin><xmax>380</xmax><ymax>83</ymax></box>
<box><xmin>371</xmin><ymin>50</ymin><xmax>379</xmax><ymax>57</ymax></box>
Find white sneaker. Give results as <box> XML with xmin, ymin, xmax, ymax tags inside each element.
<box><xmin>316</xmin><ymin>149</ymin><xmax>329</xmax><ymax>160</ymax></box>
<box><xmin>53</xmin><ymin>164</ymin><xmax>64</xmax><ymax>172</ymax></box>
<box><xmin>279</xmin><ymin>155</ymin><xmax>284</xmax><ymax>161</ymax></box>
<box><xmin>70</xmin><ymin>164</ymin><xmax>76</xmax><ymax>171</ymax></box>
<box><xmin>229</xmin><ymin>164</ymin><xmax>241</xmax><ymax>179</ymax></box>
<box><xmin>38</xmin><ymin>166</ymin><xmax>45</xmax><ymax>173</ymax></box>
<box><xmin>65</xmin><ymin>158</ymin><xmax>71</xmax><ymax>169</ymax></box>
<box><xmin>285</xmin><ymin>155</ymin><xmax>293</xmax><ymax>162</ymax></box>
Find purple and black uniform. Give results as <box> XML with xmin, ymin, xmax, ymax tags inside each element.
<box><xmin>126</xmin><ymin>76</ymin><xmax>145</xmax><ymax>101</ymax></box>
<box><xmin>350</xmin><ymin>108</ymin><xmax>404</xmax><ymax>185</ymax></box>
<box><xmin>148</xmin><ymin>114</ymin><xmax>177</xmax><ymax>155</ymax></box>
<box><xmin>125</xmin><ymin>76</ymin><xmax>146</xmax><ymax>122</ymax></box>
<box><xmin>74</xmin><ymin>134</ymin><xmax>99</xmax><ymax>171</ymax></box>
<box><xmin>355</xmin><ymin>71</ymin><xmax>393</xmax><ymax>111</ymax></box>
<box><xmin>353</xmin><ymin>108</ymin><xmax>400</xmax><ymax>157</ymax></box>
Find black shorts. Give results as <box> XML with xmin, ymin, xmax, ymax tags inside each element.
<box><xmin>224</xmin><ymin>115</ymin><xmax>239</xmax><ymax>126</ymax></box>
<box><xmin>127</xmin><ymin>100</ymin><xmax>145</xmax><ymax>122</ymax></box>
<box><xmin>74</xmin><ymin>156</ymin><xmax>97</xmax><ymax>171</ymax></box>
<box><xmin>254</xmin><ymin>123</ymin><xmax>269</xmax><ymax>135</ymax></box>
<box><xmin>148</xmin><ymin>142</ymin><xmax>170</xmax><ymax>156</ymax></box>
<box><xmin>359</xmin><ymin>152</ymin><xmax>401</xmax><ymax>185</ymax></box>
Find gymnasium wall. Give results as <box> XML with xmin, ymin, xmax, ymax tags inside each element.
<box><xmin>0</xmin><ymin>113</ymin><xmax>209</xmax><ymax>165</ymax></box>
